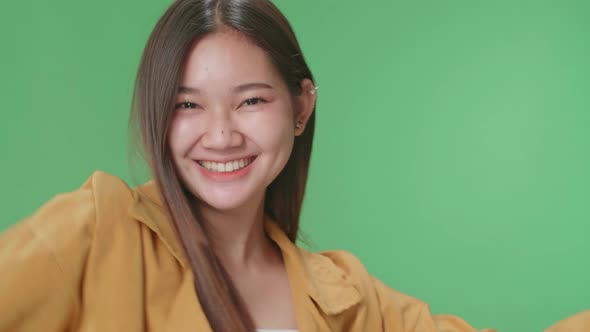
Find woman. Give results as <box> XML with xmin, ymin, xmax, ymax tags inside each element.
<box><xmin>0</xmin><ymin>0</ymin><xmax>585</xmax><ymax>331</ymax></box>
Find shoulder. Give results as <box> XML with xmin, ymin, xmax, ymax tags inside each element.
<box><xmin>21</xmin><ymin>170</ymin><xmax>133</xmax><ymax>218</ymax></box>
<box><xmin>298</xmin><ymin>247</ymin><xmax>427</xmax><ymax>312</ymax></box>
<box><xmin>0</xmin><ymin>171</ymin><xmax>140</xmax><ymax>326</ymax></box>
<box><xmin>299</xmin><ymin>249</ymin><xmax>484</xmax><ymax>331</ymax></box>
<box><xmin>306</xmin><ymin>249</ymin><xmax>368</xmax><ymax>277</ymax></box>
<box><xmin>24</xmin><ymin>170</ymin><xmax>134</xmax><ymax>231</ymax></box>
<box><xmin>1</xmin><ymin>171</ymin><xmax>135</xmax><ymax>270</ymax></box>
<box><xmin>297</xmin><ymin>248</ymin><xmax>371</xmax><ymax>286</ymax></box>
<box><xmin>300</xmin><ymin>249</ymin><xmax>373</xmax><ymax>289</ymax></box>
<box><xmin>81</xmin><ymin>170</ymin><xmax>135</xmax><ymax>205</ymax></box>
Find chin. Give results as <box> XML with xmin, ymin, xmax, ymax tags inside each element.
<box><xmin>201</xmin><ymin>198</ymin><xmax>248</xmax><ymax>212</ymax></box>
<box><xmin>193</xmin><ymin>186</ymin><xmax>263</xmax><ymax>213</ymax></box>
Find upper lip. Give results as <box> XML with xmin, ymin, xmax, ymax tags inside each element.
<box><xmin>194</xmin><ymin>155</ymin><xmax>257</xmax><ymax>163</ymax></box>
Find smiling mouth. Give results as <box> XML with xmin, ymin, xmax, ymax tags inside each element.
<box><xmin>196</xmin><ymin>156</ymin><xmax>257</xmax><ymax>173</ymax></box>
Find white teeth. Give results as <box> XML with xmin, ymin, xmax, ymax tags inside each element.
<box><xmin>198</xmin><ymin>158</ymin><xmax>253</xmax><ymax>173</ymax></box>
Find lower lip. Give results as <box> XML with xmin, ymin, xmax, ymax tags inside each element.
<box><xmin>196</xmin><ymin>158</ymin><xmax>256</xmax><ymax>181</ymax></box>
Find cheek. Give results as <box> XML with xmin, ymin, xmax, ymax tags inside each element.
<box><xmin>168</xmin><ymin>114</ymin><xmax>202</xmax><ymax>156</ymax></box>
<box><xmin>246</xmin><ymin>105</ymin><xmax>295</xmax><ymax>152</ymax></box>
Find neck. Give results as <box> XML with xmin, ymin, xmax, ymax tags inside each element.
<box><xmin>200</xmin><ymin>194</ymin><xmax>278</xmax><ymax>270</ymax></box>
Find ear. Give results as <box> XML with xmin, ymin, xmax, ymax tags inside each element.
<box><xmin>293</xmin><ymin>78</ymin><xmax>317</xmax><ymax>136</ymax></box>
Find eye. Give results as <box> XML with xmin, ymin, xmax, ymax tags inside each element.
<box><xmin>175</xmin><ymin>101</ymin><xmax>200</xmax><ymax>111</ymax></box>
<box><xmin>241</xmin><ymin>97</ymin><xmax>266</xmax><ymax>107</ymax></box>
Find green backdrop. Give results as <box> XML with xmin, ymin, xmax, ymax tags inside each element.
<box><xmin>1</xmin><ymin>0</ymin><xmax>589</xmax><ymax>331</ymax></box>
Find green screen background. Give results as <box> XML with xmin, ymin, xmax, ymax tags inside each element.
<box><xmin>1</xmin><ymin>1</ymin><xmax>589</xmax><ymax>331</ymax></box>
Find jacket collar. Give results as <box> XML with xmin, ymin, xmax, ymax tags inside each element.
<box><xmin>128</xmin><ymin>180</ymin><xmax>361</xmax><ymax>315</ymax></box>
<box><xmin>128</xmin><ymin>180</ymin><xmax>188</xmax><ymax>268</ymax></box>
<box><xmin>264</xmin><ymin>220</ymin><xmax>362</xmax><ymax>315</ymax></box>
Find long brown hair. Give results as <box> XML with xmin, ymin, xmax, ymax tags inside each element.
<box><xmin>129</xmin><ymin>0</ymin><xmax>315</xmax><ymax>330</ymax></box>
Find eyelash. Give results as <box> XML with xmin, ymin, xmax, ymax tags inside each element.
<box><xmin>241</xmin><ymin>97</ymin><xmax>266</xmax><ymax>107</ymax></box>
<box><xmin>174</xmin><ymin>97</ymin><xmax>267</xmax><ymax>111</ymax></box>
<box><xmin>175</xmin><ymin>101</ymin><xmax>199</xmax><ymax>110</ymax></box>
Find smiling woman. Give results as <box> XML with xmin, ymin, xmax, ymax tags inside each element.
<box><xmin>0</xmin><ymin>0</ymin><xmax>588</xmax><ymax>331</ymax></box>
<box><xmin>167</xmin><ymin>29</ymin><xmax>314</xmax><ymax>214</ymax></box>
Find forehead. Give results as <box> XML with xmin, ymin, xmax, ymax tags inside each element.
<box><xmin>180</xmin><ymin>29</ymin><xmax>281</xmax><ymax>87</ymax></box>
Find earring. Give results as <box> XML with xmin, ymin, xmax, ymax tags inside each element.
<box><xmin>295</xmin><ymin>120</ymin><xmax>303</xmax><ymax>129</ymax></box>
<box><xmin>310</xmin><ymin>86</ymin><xmax>318</xmax><ymax>95</ymax></box>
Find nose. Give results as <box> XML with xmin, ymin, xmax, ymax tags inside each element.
<box><xmin>201</xmin><ymin>111</ymin><xmax>244</xmax><ymax>150</ymax></box>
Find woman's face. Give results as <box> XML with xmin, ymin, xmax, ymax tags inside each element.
<box><xmin>168</xmin><ymin>29</ymin><xmax>314</xmax><ymax>213</ymax></box>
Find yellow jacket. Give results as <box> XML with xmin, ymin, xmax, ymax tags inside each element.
<box><xmin>0</xmin><ymin>171</ymin><xmax>583</xmax><ymax>331</ymax></box>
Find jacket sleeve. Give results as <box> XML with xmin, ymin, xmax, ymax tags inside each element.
<box><xmin>0</xmin><ymin>187</ymin><xmax>95</xmax><ymax>331</ymax></box>
<box><xmin>372</xmin><ymin>277</ymin><xmax>497</xmax><ymax>332</ymax></box>
<box><xmin>544</xmin><ymin>310</ymin><xmax>590</xmax><ymax>332</ymax></box>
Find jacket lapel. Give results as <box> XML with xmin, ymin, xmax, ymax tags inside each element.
<box><xmin>265</xmin><ymin>219</ymin><xmax>362</xmax><ymax>317</ymax></box>
<box><xmin>128</xmin><ymin>180</ymin><xmax>187</xmax><ymax>268</ymax></box>
<box><xmin>128</xmin><ymin>180</ymin><xmax>362</xmax><ymax>330</ymax></box>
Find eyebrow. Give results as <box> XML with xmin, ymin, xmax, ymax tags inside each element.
<box><xmin>177</xmin><ymin>82</ymin><xmax>274</xmax><ymax>95</ymax></box>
